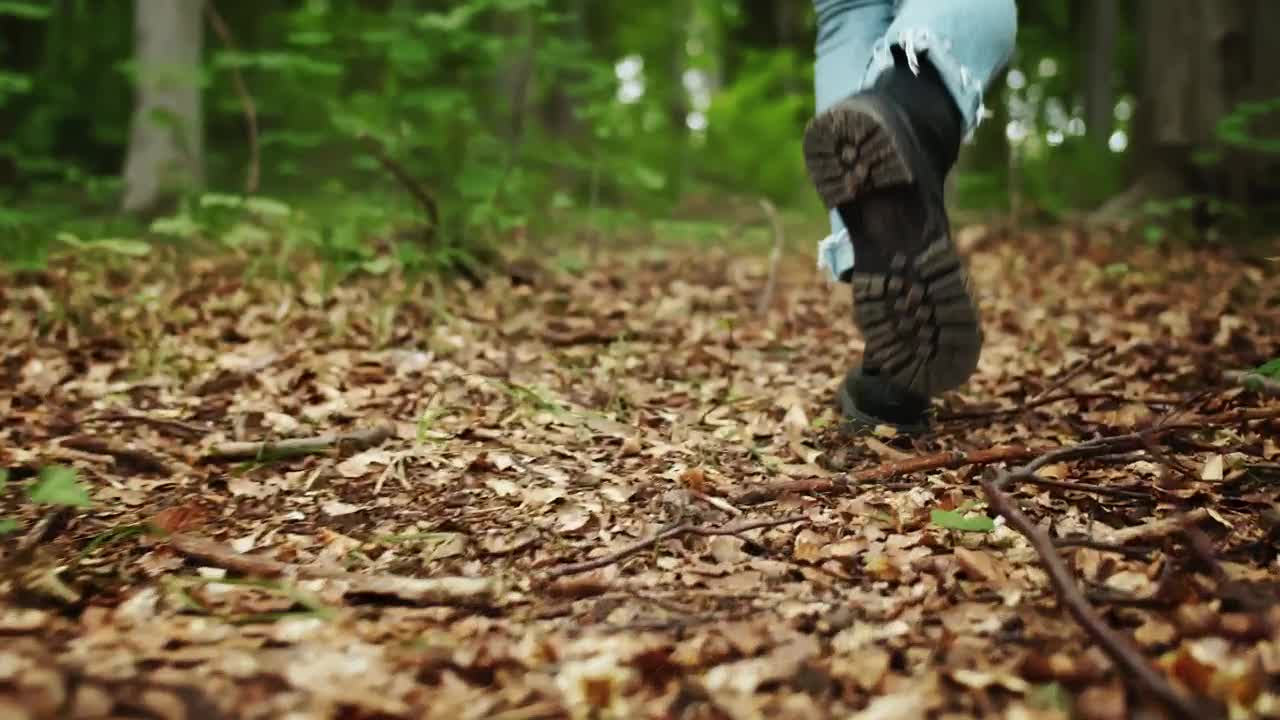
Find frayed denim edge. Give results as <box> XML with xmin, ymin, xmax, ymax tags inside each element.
<box><xmin>860</xmin><ymin>28</ymin><xmax>989</xmax><ymax>139</ymax></box>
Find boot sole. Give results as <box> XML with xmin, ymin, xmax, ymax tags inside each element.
<box><xmin>802</xmin><ymin>97</ymin><xmax>982</xmax><ymax>397</ymax></box>
<box><xmin>836</xmin><ymin>374</ymin><xmax>929</xmax><ymax>436</ymax></box>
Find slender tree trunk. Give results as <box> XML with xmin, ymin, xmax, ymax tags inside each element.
<box><xmin>1096</xmin><ymin>0</ymin><xmax>1246</xmax><ymax>219</ymax></box>
<box><xmin>495</xmin><ymin>8</ymin><xmax>536</xmax><ymax>148</ymax></box>
<box><xmin>1082</xmin><ymin>0</ymin><xmax>1116</xmax><ymax>144</ymax></box>
<box><xmin>665</xmin><ymin>0</ymin><xmax>691</xmax><ymax>201</ymax></box>
<box><xmin>121</xmin><ymin>0</ymin><xmax>204</xmax><ymax>214</ymax></box>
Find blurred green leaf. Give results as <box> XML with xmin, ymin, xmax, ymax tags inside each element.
<box><xmin>0</xmin><ymin>1</ymin><xmax>51</xmax><ymax>19</ymax></box>
<box><xmin>27</xmin><ymin>466</ymin><xmax>92</xmax><ymax>508</ymax></box>
<box><xmin>931</xmin><ymin>508</ymin><xmax>996</xmax><ymax>533</ymax></box>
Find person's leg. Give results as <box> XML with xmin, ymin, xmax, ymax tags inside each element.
<box><xmin>869</xmin><ymin>0</ymin><xmax>1018</xmax><ymax>136</ymax></box>
<box><xmin>812</xmin><ymin>1</ymin><xmax>895</xmax><ymax>284</ymax></box>
<box><xmin>804</xmin><ymin>0</ymin><xmax>1017</xmax><ymax>429</ymax></box>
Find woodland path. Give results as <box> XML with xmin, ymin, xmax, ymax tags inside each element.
<box><xmin>2</xmin><ymin>225</ymin><xmax>1278</xmax><ymax>719</ymax></box>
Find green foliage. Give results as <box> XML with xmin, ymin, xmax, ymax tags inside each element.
<box><xmin>930</xmin><ymin>507</ymin><xmax>996</xmax><ymax>534</ymax></box>
<box><xmin>1</xmin><ymin>0</ymin><xmax>1269</xmax><ymax>268</ymax></box>
<box><xmin>1216</xmin><ymin>98</ymin><xmax>1280</xmax><ymax>154</ymax></box>
<box><xmin>697</xmin><ymin>49</ymin><xmax>814</xmax><ymax>205</ymax></box>
<box><xmin>1</xmin><ymin>465</ymin><xmax>93</xmax><ymax>533</ymax></box>
<box><xmin>27</xmin><ymin>465</ymin><xmax>93</xmax><ymax>508</ymax></box>
<box><xmin>1253</xmin><ymin>358</ymin><xmax>1280</xmax><ymax>379</ymax></box>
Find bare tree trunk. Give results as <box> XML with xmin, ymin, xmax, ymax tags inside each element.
<box><xmin>495</xmin><ymin>8</ymin><xmax>536</xmax><ymax>148</ymax></box>
<box><xmin>1082</xmin><ymin>0</ymin><xmax>1117</xmax><ymax>144</ymax></box>
<box><xmin>1095</xmin><ymin>0</ymin><xmax>1246</xmax><ymax>219</ymax></box>
<box><xmin>121</xmin><ymin>0</ymin><xmax>204</xmax><ymax>214</ymax></box>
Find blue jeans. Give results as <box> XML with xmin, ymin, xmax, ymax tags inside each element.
<box><xmin>812</xmin><ymin>0</ymin><xmax>1018</xmax><ymax>280</ymax></box>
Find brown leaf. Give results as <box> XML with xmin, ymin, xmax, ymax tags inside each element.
<box><xmin>1076</xmin><ymin>682</ymin><xmax>1127</xmax><ymax>720</ymax></box>
<box><xmin>481</xmin><ymin>528</ymin><xmax>539</xmax><ymax>556</ymax></box>
<box><xmin>954</xmin><ymin>547</ymin><xmax>1009</xmax><ymax>587</ymax></box>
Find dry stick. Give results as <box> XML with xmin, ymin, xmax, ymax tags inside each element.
<box><xmin>739</xmin><ymin>406</ymin><xmax>1280</xmax><ymax>505</ymax></box>
<box><xmin>1052</xmin><ymin>537</ymin><xmax>1155</xmax><ymax>559</ymax></box>
<box><xmin>734</xmin><ymin>444</ymin><xmax>1056</xmax><ymax>504</ymax></box>
<box><xmin>167</xmin><ymin>533</ymin><xmax>498</xmax><ymax>606</ymax></box>
<box><xmin>756</xmin><ymin>198</ymin><xmax>785</xmax><ymax>316</ymax></box>
<box><xmin>1106</xmin><ymin>508</ymin><xmax>1213</xmax><ymax>545</ymax></box>
<box><xmin>200</xmin><ymin>425</ymin><xmax>394</xmax><ymax>463</ymax></box>
<box><xmin>938</xmin><ymin>391</ymin><xmax>1180</xmax><ymax>422</ymax></box>
<box><xmin>93</xmin><ymin>411</ymin><xmax>209</xmax><ymax>440</ymax></box>
<box><xmin>60</xmin><ymin>435</ymin><xmax>171</xmax><ymax>474</ymax></box>
<box><xmin>1226</xmin><ymin>370</ymin><xmax>1280</xmax><ymax>396</ymax></box>
<box><xmin>1022</xmin><ymin>475</ymin><xmax>1149</xmax><ymax>500</ymax></box>
<box><xmin>1028</xmin><ymin>345</ymin><xmax>1118</xmax><ymax>404</ymax></box>
<box><xmin>204</xmin><ymin>0</ymin><xmax>259</xmax><ymax>194</ymax></box>
<box><xmin>357</xmin><ymin>134</ymin><xmax>440</xmax><ymax>231</ymax></box>
<box><xmin>1138</xmin><ymin>429</ymin><xmax>1201</xmax><ymax>485</ymax></box>
<box><xmin>542</xmin><ymin>515</ymin><xmax>807</xmax><ymax>579</ymax></box>
<box><xmin>980</xmin><ymin>475</ymin><xmax>1211</xmax><ymax>720</ymax></box>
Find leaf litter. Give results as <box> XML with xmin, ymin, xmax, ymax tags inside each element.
<box><xmin>1</xmin><ymin>226</ymin><xmax>1279</xmax><ymax>719</ymax></box>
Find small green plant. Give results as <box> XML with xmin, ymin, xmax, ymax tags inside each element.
<box><xmin>1253</xmin><ymin>358</ymin><xmax>1280</xmax><ymax>379</ymax></box>
<box><xmin>931</xmin><ymin>503</ymin><xmax>996</xmax><ymax>534</ymax></box>
<box><xmin>1</xmin><ymin>465</ymin><xmax>94</xmax><ymax>534</ymax></box>
<box><xmin>1216</xmin><ymin>98</ymin><xmax>1280</xmax><ymax>154</ymax></box>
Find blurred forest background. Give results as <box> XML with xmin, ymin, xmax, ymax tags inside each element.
<box><xmin>2</xmin><ymin>0</ymin><xmax>1279</xmax><ymax>275</ymax></box>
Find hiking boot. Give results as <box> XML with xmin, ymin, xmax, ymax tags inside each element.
<box><xmin>836</xmin><ymin>365</ymin><xmax>931</xmax><ymax>434</ymax></box>
<box><xmin>803</xmin><ymin>50</ymin><xmax>983</xmax><ymax>416</ymax></box>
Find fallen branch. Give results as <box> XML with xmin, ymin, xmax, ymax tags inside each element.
<box><xmin>542</xmin><ymin>515</ymin><xmax>807</xmax><ymax>579</ymax></box>
<box><xmin>166</xmin><ymin>533</ymin><xmax>498</xmax><ymax>606</ymax></box>
<box><xmin>1226</xmin><ymin>370</ymin><xmax>1280</xmax><ymax>396</ymax></box>
<box><xmin>980</xmin><ymin>474</ymin><xmax>1212</xmax><ymax>719</ymax></box>
<box><xmin>357</xmin><ymin>133</ymin><xmax>440</xmax><ymax>231</ymax></box>
<box><xmin>735</xmin><ymin>444</ymin><xmax>1055</xmax><ymax>504</ymax></box>
<box><xmin>1106</xmin><ymin>508</ymin><xmax>1213</xmax><ymax>545</ymax></box>
<box><xmin>200</xmin><ymin>425</ymin><xmax>394</xmax><ymax>463</ymax></box>
<box><xmin>1053</xmin><ymin>537</ymin><xmax>1155</xmax><ymax>559</ymax></box>
<box><xmin>204</xmin><ymin>0</ymin><xmax>259</xmax><ymax>194</ymax></box>
<box><xmin>60</xmin><ymin>435</ymin><xmax>171</xmax><ymax>474</ymax></box>
<box><xmin>1022</xmin><ymin>475</ymin><xmax>1149</xmax><ymax>500</ymax></box>
<box><xmin>739</xmin><ymin>406</ymin><xmax>1280</xmax><ymax>505</ymax></box>
<box><xmin>756</xmin><ymin>198</ymin><xmax>785</xmax><ymax>316</ymax></box>
<box><xmin>1028</xmin><ymin>345</ymin><xmax>1117</xmax><ymax>405</ymax></box>
<box><xmin>93</xmin><ymin>410</ymin><xmax>209</xmax><ymax>440</ymax></box>
<box><xmin>938</xmin><ymin>391</ymin><xmax>1180</xmax><ymax>422</ymax></box>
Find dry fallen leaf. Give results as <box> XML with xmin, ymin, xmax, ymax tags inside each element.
<box><xmin>1201</xmin><ymin>454</ymin><xmax>1225</xmax><ymax>481</ymax></box>
<box><xmin>5</xmin><ymin>222</ymin><xmax>1277</xmax><ymax>719</ymax></box>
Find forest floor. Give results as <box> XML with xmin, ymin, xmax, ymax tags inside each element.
<box><xmin>2</xmin><ymin>222</ymin><xmax>1279</xmax><ymax>720</ymax></box>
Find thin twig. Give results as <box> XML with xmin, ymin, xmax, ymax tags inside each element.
<box><xmin>357</xmin><ymin>133</ymin><xmax>440</xmax><ymax>231</ymax></box>
<box><xmin>166</xmin><ymin>533</ymin><xmax>498</xmax><ymax>606</ymax></box>
<box><xmin>204</xmin><ymin>0</ymin><xmax>259</xmax><ymax>194</ymax></box>
<box><xmin>200</xmin><ymin>425</ymin><xmax>394</xmax><ymax>463</ymax></box>
<box><xmin>756</xmin><ymin>198</ymin><xmax>785</xmax><ymax>316</ymax></box>
<box><xmin>980</xmin><ymin>474</ymin><xmax>1211</xmax><ymax>719</ymax></box>
<box><xmin>1138</xmin><ymin>429</ymin><xmax>1201</xmax><ymax>486</ymax></box>
<box><xmin>1182</xmin><ymin>526</ymin><xmax>1229</xmax><ymax>584</ymax></box>
<box><xmin>735</xmin><ymin>444</ymin><xmax>1055</xmax><ymax>504</ymax></box>
<box><xmin>1022</xmin><ymin>474</ymin><xmax>1149</xmax><ymax>500</ymax></box>
<box><xmin>92</xmin><ymin>411</ymin><xmax>209</xmax><ymax>440</ymax></box>
<box><xmin>542</xmin><ymin>515</ymin><xmax>807</xmax><ymax>579</ymax></box>
<box><xmin>938</xmin><ymin>391</ymin><xmax>1179</xmax><ymax>422</ymax></box>
<box><xmin>1028</xmin><ymin>346</ymin><xmax>1117</xmax><ymax>404</ymax></box>
<box><xmin>1053</xmin><ymin>537</ymin><xmax>1155</xmax><ymax>559</ymax></box>
<box><xmin>741</xmin><ymin>406</ymin><xmax>1279</xmax><ymax>505</ymax></box>
<box><xmin>1107</xmin><ymin>508</ymin><xmax>1213</xmax><ymax>545</ymax></box>
<box><xmin>59</xmin><ymin>435</ymin><xmax>171</xmax><ymax>474</ymax></box>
